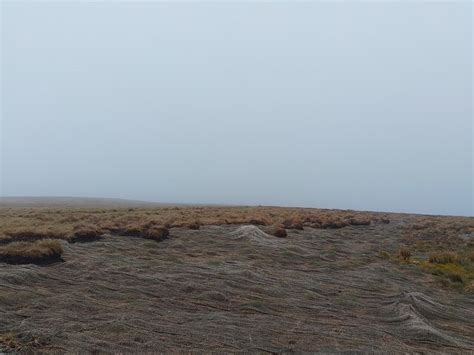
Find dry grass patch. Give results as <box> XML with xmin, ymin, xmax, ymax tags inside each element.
<box><xmin>3</xmin><ymin>228</ymin><xmax>68</xmax><ymax>243</ymax></box>
<box><xmin>142</xmin><ymin>226</ymin><xmax>169</xmax><ymax>242</ymax></box>
<box><xmin>0</xmin><ymin>239</ymin><xmax>63</xmax><ymax>265</ymax></box>
<box><xmin>282</xmin><ymin>215</ymin><xmax>304</xmax><ymax>230</ymax></box>
<box><xmin>186</xmin><ymin>222</ymin><xmax>200</xmax><ymax>230</ymax></box>
<box><xmin>107</xmin><ymin>223</ymin><xmax>170</xmax><ymax>242</ymax></box>
<box><xmin>320</xmin><ymin>219</ymin><xmax>350</xmax><ymax>229</ymax></box>
<box><xmin>429</xmin><ymin>251</ymin><xmax>459</xmax><ymax>264</ymax></box>
<box><xmin>398</xmin><ymin>247</ymin><xmax>411</xmax><ymax>261</ymax></box>
<box><xmin>69</xmin><ymin>224</ymin><xmax>104</xmax><ymax>243</ymax></box>
<box><xmin>0</xmin><ymin>205</ymin><xmax>383</xmax><ymax>240</ymax></box>
<box><xmin>348</xmin><ymin>218</ymin><xmax>371</xmax><ymax>226</ymax></box>
<box><xmin>267</xmin><ymin>226</ymin><xmax>287</xmax><ymax>238</ymax></box>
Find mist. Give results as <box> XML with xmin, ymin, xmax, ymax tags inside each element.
<box><xmin>1</xmin><ymin>2</ymin><xmax>472</xmax><ymax>216</ymax></box>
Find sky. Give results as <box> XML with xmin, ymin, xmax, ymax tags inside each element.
<box><xmin>0</xmin><ymin>1</ymin><xmax>472</xmax><ymax>216</ymax></box>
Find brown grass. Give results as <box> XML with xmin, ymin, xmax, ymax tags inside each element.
<box><xmin>142</xmin><ymin>227</ymin><xmax>170</xmax><ymax>241</ymax></box>
<box><xmin>0</xmin><ymin>239</ymin><xmax>63</xmax><ymax>265</ymax></box>
<box><xmin>3</xmin><ymin>228</ymin><xmax>68</xmax><ymax>243</ymax></box>
<box><xmin>186</xmin><ymin>222</ymin><xmax>200</xmax><ymax>230</ymax></box>
<box><xmin>321</xmin><ymin>219</ymin><xmax>349</xmax><ymax>229</ymax></box>
<box><xmin>429</xmin><ymin>251</ymin><xmax>459</xmax><ymax>264</ymax></box>
<box><xmin>0</xmin><ymin>206</ymin><xmax>384</xmax><ymax>246</ymax></box>
<box><xmin>267</xmin><ymin>226</ymin><xmax>288</xmax><ymax>238</ymax></box>
<box><xmin>282</xmin><ymin>215</ymin><xmax>304</xmax><ymax>230</ymax></box>
<box><xmin>398</xmin><ymin>247</ymin><xmax>411</xmax><ymax>261</ymax></box>
<box><xmin>1</xmin><ymin>204</ymin><xmax>474</xmax><ymax>351</ymax></box>
<box><xmin>69</xmin><ymin>224</ymin><xmax>104</xmax><ymax>243</ymax></box>
<box><xmin>348</xmin><ymin>218</ymin><xmax>371</xmax><ymax>226</ymax></box>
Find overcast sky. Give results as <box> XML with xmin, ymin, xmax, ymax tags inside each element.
<box><xmin>1</xmin><ymin>2</ymin><xmax>472</xmax><ymax>216</ymax></box>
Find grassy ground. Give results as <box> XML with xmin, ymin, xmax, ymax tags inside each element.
<box><xmin>0</xmin><ymin>205</ymin><xmax>473</xmax><ymax>352</ymax></box>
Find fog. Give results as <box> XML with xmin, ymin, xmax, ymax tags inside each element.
<box><xmin>1</xmin><ymin>2</ymin><xmax>472</xmax><ymax>216</ymax></box>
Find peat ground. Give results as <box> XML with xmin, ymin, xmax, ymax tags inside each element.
<box><xmin>1</xmin><ymin>212</ymin><xmax>473</xmax><ymax>352</ymax></box>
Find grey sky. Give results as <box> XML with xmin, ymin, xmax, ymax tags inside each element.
<box><xmin>1</xmin><ymin>1</ymin><xmax>472</xmax><ymax>216</ymax></box>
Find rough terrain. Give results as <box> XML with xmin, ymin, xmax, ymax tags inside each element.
<box><xmin>0</xmin><ymin>203</ymin><xmax>473</xmax><ymax>352</ymax></box>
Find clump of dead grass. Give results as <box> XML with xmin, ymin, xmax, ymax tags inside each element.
<box><xmin>429</xmin><ymin>251</ymin><xmax>459</xmax><ymax>264</ymax></box>
<box><xmin>465</xmin><ymin>281</ymin><xmax>474</xmax><ymax>294</ymax></box>
<box><xmin>267</xmin><ymin>226</ymin><xmax>287</xmax><ymax>238</ymax></box>
<box><xmin>186</xmin><ymin>222</ymin><xmax>200</xmax><ymax>230</ymax></box>
<box><xmin>282</xmin><ymin>215</ymin><xmax>304</xmax><ymax>230</ymax></box>
<box><xmin>348</xmin><ymin>218</ymin><xmax>371</xmax><ymax>226</ymax></box>
<box><xmin>3</xmin><ymin>228</ymin><xmax>68</xmax><ymax>242</ymax></box>
<box><xmin>0</xmin><ymin>239</ymin><xmax>63</xmax><ymax>265</ymax></box>
<box><xmin>322</xmin><ymin>220</ymin><xmax>349</xmax><ymax>229</ymax></box>
<box><xmin>69</xmin><ymin>224</ymin><xmax>104</xmax><ymax>243</ymax></box>
<box><xmin>142</xmin><ymin>226</ymin><xmax>169</xmax><ymax>241</ymax></box>
<box><xmin>398</xmin><ymin>247</ymin><xmax>411</xmax><ymax>261</ymax></box>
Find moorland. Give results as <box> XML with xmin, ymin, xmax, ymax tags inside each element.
<box><xmin>0</xmin><ymin>199</ymin><xmax>473</xmax><ymax>352</ymax></box>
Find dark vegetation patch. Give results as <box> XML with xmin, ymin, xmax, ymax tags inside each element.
<box><xmin>348</xmin><ymin>218</ymin><xmax>371</xmax><ymax>226</ymax></box>
<box><xmin>321</xmin><ymin>220</ymin><xmax>349</xmax><ymax>229</ymax></box>
<box><xmin>267</xmin><ymin>226</ymin><xmax>288</xmax><ymax>238</ymax></box>
<box><xmin>116</xmin><ymin>226</ymin><xmax>143</xmax><ymax>237</ymax></box>
<box><xmin>282</xmin><ymin>216</ymin><xmax>304</xmax><ymax>230</ymax></box>
<box><xmin>247</xmin><ymin>218</ymin><xmax>269</xmax><ymax>226</ymax></box>
<box><xmin>186</xmin><ymin>222</ymin><xmax>200</xmax><ymax>230</ymax></box>
<box><xmin>142</xmin><ymin>226</ymin><xmax>170</xmax><ymax>242</ymax></box>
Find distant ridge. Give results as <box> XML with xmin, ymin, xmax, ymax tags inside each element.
<box><xmin>0</xmin><ymin>196</ymin><xmax>172</xmax><ymax>208</ymax></box>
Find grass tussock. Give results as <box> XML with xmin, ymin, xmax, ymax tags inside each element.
<box><xmin>465</xmin><ymin>281</ymin><xmax>474</xmax><ymax>294</ymax></box>
<box><xmin>429</xmin><ymin>251</ymin><xmax>459</xmax><ymax>265</ymax></box>
<box><xmin>282</xmin><ymin>215</ymin><xmax>304</xmax><ymax>230</ymax></box>
<box><xmin>0</xmin><ymin>239</ymin><xmax>63</xmax><ymax>265</ymax></box>
<box><xmin>142</xmin><ymin>226</ymin><xmax>169</xmax><ymax>241</ymax></box>
<box><xmin>3</xmin><ymin>228</ymin><xmax>68</xmax><ymax>242</ymax></box>
<box><xmin>186</xmin><ymin>222</ymin><xmax>200</xmax><ymax>230</ymax></box>
<box><xmin>398</xmin><ymin>247</ymin><xmax>411</xmax><ymax>261</ymax></box>
<box><xmin>106</xmin><ymin>223</ymin><xmax>170</xmax><ymax>242</ymax></box>
<box><xmin>69</xmin><ymin>224</ymin><xmax>104</xmax><ymax>243</ymax></box>
<box><xmin>267</xmin><ymin>226</ymin><xmax>287</xmax><ymax>238</ymax></box>
<box><xmin>322</xmin><ymin>220</ymin><xmax>349</xmax><ymax>229</ymax></box>
<box><xmin>348</xmin><ymin>218</ymin><xmax>371</xmax><ymax>226</ymax></box>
